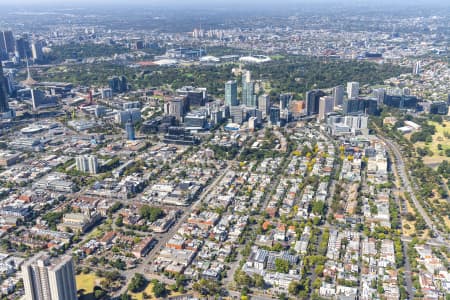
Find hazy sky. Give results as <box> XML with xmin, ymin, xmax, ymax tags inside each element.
<box><xmin>2</xmin><ymin>0</ymin><xmax>448</xmax><ymax>5</ymax></box>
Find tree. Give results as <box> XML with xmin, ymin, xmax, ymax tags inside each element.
<box><xmin>128</xmin><ymin>273</ymin><xmax>147</xmax><ymax>293</ymax></box>
<box><xmin>121</xmin><ymin>294</ymin><xmax>131</xmax><ymax>300</ymax></box>
<box><xmin>275</xmin><ymin>258</ymin><xmax>290</xmax><ymax>273</ymax></box>
<box><xmin>93</xmin><ymin>286</ymin><xmax>106</xmax><ymax>299</ymax></box>
<box><xmin>193</xmin><ymin>278</ymin><xmax>221</xmax><ymax>295</ymax></box>
<box><xmin>254</xmin><ymin>274</ymin><xmax>265</xmax><ymax>288</ymax></box>
<box><xmin>152</xmin><ymin>280</ymin><xmax>167</xmax><ymax>298</ymax></box>
<box><xmin>115</xmin><ymin>215</ymin><xmax>124</xmax><ymax>227</ymax></box>
<box><xmin>288</xmin><ymin>281</ymin><xmax>302</xmax><ymax>295</ymax></box>
<box><xmin>140</xmin><ymin>205</ymin><xmax>164</xmax><ymax>222</ymax></box>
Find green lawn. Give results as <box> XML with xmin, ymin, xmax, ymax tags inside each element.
<box><xmin>77</xmin><ymin>273</ymin><xmax>102</xmax><ymax>300</ymax></box>
<box><xmin>129</xmin><ymin>282</ymin><xmax>155</xmax><ymax>300</ymax></box>
<box><xmin>416</xmin><ymin>120</ymin><xmax>450</xmax><ymax>165</ymax></box>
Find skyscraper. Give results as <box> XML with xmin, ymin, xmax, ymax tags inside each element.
<box><xmin>269</xmin><ymin>107</ymin><xmax>280</xmax><ymax>126</ymax></box>
<box><xmin>0</xmin><ymin>59</ymin><xmax>9</xmax><ymax>113</ymax></box>
<box><xmin>22</xmin><ymin>253</ymin><xmax>77</xmax><ymax>300</ymax></box>
<box><xmin>372</xmin><ymin>88</ymin><xmax>385</xmax><ymax>105</ymax></box>
<box><xmin>31</xmin><ymin>41</ymin><xmax>44</xmax><ymax>62</ymax></box>
<box><xmin>346</xmin><ymin>82</ymin><xmax>359</xmax><ymax>99</ymax></box>
<box><xmin>279</xmin><ymin>93</ymin><xmax>292</xmax><ymax>110</ymax></box>
<box><xmin>242</xmin><ymin>71</ymin><xmax>256</xmax><ymax>107</ymax></box>
<box><xmin>225</xmin><ymin>80</ymin><xmax>238</xmax><ymax>106</ymax></box>
<box><xmin>258</xmin><ymin>94</ymin><xmax>270</xmax><ymax>117</ymax></box>
<box><xmin>318</xmin><ymin>96</ymin><xmax>334</xmax><ymax>121</ymax></box>
<box><xmin>126</xmin><ymin>121</ymin><xmax>136</xmax><ymax>141</ymax></box>
<box><xmin>305</xmin><ymin>90</ymin><xmax>325</xmax><ymax>116</ymax></box>
<box><xmin>76</xmin><ymin>155</ymin><xmax>98</xmax><ymax>174</ymax></box>
<box><xmin>108</xmin><ymin>76</ymin><xmax>128</xmax><ymax>93</ymax></box>
<box><xmin>1</xmin><ymin>31</ymin><xmax>15</xmax><ymax>53</ymax></box>
<box><xmin>15</xmin><ymin>37</ymin><xmax>30</xmax><ymax>59</ymax></box>
<box><xmin>413</xmin><ymin>61</ymin><xmax>421</xmax><ymax>75</ymax></box>
<box><xmin>332</xmin><ymin>85</ymin><xmax>344</xmax><ymax>106</ymax></box>
<box><xmin>169</xmin><ymin>98</ymin><xmax>184</xmax><ymax>121</ymax></box>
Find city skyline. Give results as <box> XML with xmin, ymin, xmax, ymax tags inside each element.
<box><xmin>0</xmin><ymin>1</ymin><xmax>448</xmax><ymax>300</ymax></box>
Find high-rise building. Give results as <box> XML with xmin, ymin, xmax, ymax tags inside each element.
<box><xmin>372</xmin><ymin>88</ymin><xmax>385</xmax><ymax>105</ymax></box>
<box><xmin>100</xmin><ymin>88</ymin><xmax>113</xmax><ymax>99</ymax></box>
<box><xmin>168</xmin><ymin>98</ymin><xmax>184</xmax><ymax>121</ymax></box>
<box><xmin>305</xmin><ymin>90</ymin><xmax>325</xmax><ymax>116</ymax></box>
<box><xmin>318</xmin><ymin>96</ymin><xmax>334</xmax><ymax>121</ymax></box>
<box><xmin>31</xmin><ymin>41</ymin><xmax>44</xmax><ymax>62</ymax></box>
<box><xmin>0</xmin><ymin>31</ymin><xmax>15</xmax><ymax>54</ymax></box>
<box><xmin>242</xmin><ymin>71</ymin><xmax>256</xmax><ymax>107</ymax></box>
<box><xmin>269</xmin><ymin>107</ymin><xmax>280</xmax><ymax>126</ymax></box>
<box><xmin>116</xmin><ymin>109</ymin><xmax>141</xmax><ymax>125</ymax></box>
<box><xmin>230</xmin><ymin>106</ymin><xmax>245</xmax><ymax>124</ymax></box>
<box><xmin>22</xmin><ymin>253</ymin><xmax>77</xmax><ymax>300</ymax></box>
<box><xmin>279</xmin><ymin>93</ymin><xmax>292</xmax><ymax>110</ymax></box>
<box><xmin>76</xmin><ymin>155</ymin><xmax>98</xmax><ymax>174</ymax></box>
<box><xmin>126</xmin><ymin>121</ymin><xmax>135</xmax><ymax>140</ymax></box>
<box><xmin>31</xmin><ymin>89</ymin><xmax>58</xmax><ymax>110</ymax></box>
<box><xmin>347</xmin><ymin>82</ymin><xmax>359</xmax><ymax>99</ymax></box>
<box><xmin>15</xmin><ymin>37</ymin><xmax>30</xmax><ymax>59</ymax></box>
<box><xmin>225</xmin><ymin>80</ymin><xmax>238</xmax><ymax>106</ymax></box>
<box><xmin>332</xmin><ymin>85</ymin><xmax>344</xmax><ymax>106</ymax></box>
<box><xmin>343</xmin><ymin>98</ymin><xmax>366</xmax><ymax>115</ymax></box>
<box><xmin>258</xmin><ymin>94</ymin><xmax>270</xmax><ymax>117</ymax></box>
<box><xmin>108</xmin><ymin>76</ymin><xmax>128</xmax><ymax>93</ymax></box>
<box><xmin>248</xmin><ymin>117</ymin><xmax>257</xmax><ymax>131</ymax></box>
<box><xmin>0</xmin><ymin>59</ymin><xmax>9</xmax><ymax>113</ymax></box>
<box><xmin>384</xmin><ymin>95</ymin><xmax>418</xmax><ymax>109</ymax></box>
<box><xmin>413</xmin><ymin>61</ymin><xmax>421</xmax><ymax>75</ymax></box>
<box><xmin>0</xmin><ymin>36</ymin><xmax>5</xmax><ymax>58</ymax></box>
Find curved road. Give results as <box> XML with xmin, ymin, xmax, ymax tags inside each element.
<box><xmin>379</xmin><ymin>135</ymin><xmax>445</xmax><ymax>242</ymax></box>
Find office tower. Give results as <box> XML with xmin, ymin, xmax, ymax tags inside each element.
<box><xmin>1</xmin><ymin>31</ymin><xmax>14</xmax><ymax>53</ymax></box>
<box><xmin>242</xmin><ymin>71</ymin><xmax>256</xmax><ymax>107</ymax></box>
<box><xmin>332</xmin><ymin>85</ymin><xmax>344</xmax><ymax>106</ymax></box>
<box><xmin>108</xmin><ymin>76</ymin><xmax>127</xmax><ymax>93</ymax></box>
<box><xmin>31</xmin><ymin>41</ymin><xmax>44</xmax><ymax>62</ymax></box>
<box><xmin>15</xmin><ymin>37</ymin><xmax>30</xmax><ymax>59</ymax></box>
<box><xmin>269</xmin><ymin>107</ymin><xmax>280</xmax><ymax>125</ymax></box>
<box><xmin>258</xmin><ymin>94</ymin><xmax>270</xmax><ymax>117</ymax></box>
<box><xmin>22</xmin><ymin>253</ymin><xmax>77</xmax><ymax>300</ymax></box>
<box><xmin>0</xmin><ymin>35</ymin><xmax>4</xmax><ymax>58</ymax></box>
<box><xmin>0</xmin><ymin>59</ymin><xmax>9</xmax><ymax>113</ymax></box>
<box><xmin>31</xmin><ymin>89</ymin><xmax>45</xmax><ymax>110</ymax></box>
<box><xmin>343</xmin><ymin>98</ymin><xmax>365</xmax><ymax>115</ymax></box>
<box><xmin>413</xmin><ymin>61</ymin><xmax>421</xmax><ymax>75</ymax></box>
<box><xmin>383</xmin><ymin>95</ymin><xmax>418</xmax><ymax>109</ymax></box>
<box><xmin>248</xmin><ymin>117</ymin><xmax>257</xmax><ymax>131</ymax></box>
<box><xmin>305</xmin><ymin>90</ymin><xmax>325</xmax><ymax>116</ymax></box>
<box><xmin>126</xmin><ymin>121</ymin><xmax>135</xmax><ymax>141</ymax></box>
<box><xmin>123</xmin><ymin>101</ymin><xmax>141</xmax><ymax>110</ymax></box>
<box><xmin>100</xmin><ymin>88</ymin><xmax>113</xmax><ymax>99</ymax></box>
<box><xmin>120</xmin><ymin>75</ymin><xmax>128</xmax><ymax>92</ymax></box>
<box><xmin>318</xmin><ymin>96</ymin><xmax>334</xmax><ymax>121</ymax></box>
<box><xmin>279</xmin><ymin>93</ymin><xmax>292</xmax><ymax>110</ymax></box>
<box><xmin>372</xmin><ymin>88</ymin><xmax>385</xmax><ymax>105</ymax></box>
<box><xmin>347</xmin><ymin>82</ymin><xmax>359</xmax><ymax>99</ymax></box>
<box><xmin>116</xmin><ymin>109</ymin><xmax>141</xmax><ymax>125</ymax></box>
<box><xmin>430</xmin><ymin>101</ymin><xmax>449</xmax><ymax>115</ymax></box>
<box><xmin>225</xmin><ymin>80</ymin><xmax>238</xmax><ymax>106</ymax></box>
<box><xmin>163</xmin><ymin>102</ymin><xmax>170</xmax><ymax>115</ymax></box>
<box><xmin>169</xmin><ymin>98</ymin><xmax>184</xmax><ymax>121</ymax></box>
<box><xmin>344</xmin><ymin>115</ymin><xmax>368</xmax><ymax>130</ymax></box>
<box><xmin>229</xmin><ymin>106</ymin><xmax>245</xmax><ymax>124</ymax></box>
